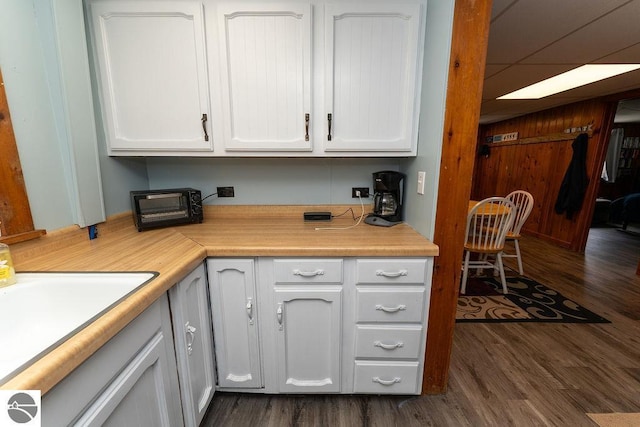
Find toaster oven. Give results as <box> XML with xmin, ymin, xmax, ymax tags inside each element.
<box><xmin>130</xmin><ymin>188</ymin><xmax>203</xmax><ymax>231</ymax></box>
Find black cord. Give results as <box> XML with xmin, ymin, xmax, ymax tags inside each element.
<box><xmin>201</xmin><ymin>192</ymin><xmax>217</xmax><ymax>202</ymax></box>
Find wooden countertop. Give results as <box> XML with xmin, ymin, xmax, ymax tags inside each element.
<box><xmin>1</xmin><ymin>205</ymin><xmax>437</xmax><ymax>393</ymax></box>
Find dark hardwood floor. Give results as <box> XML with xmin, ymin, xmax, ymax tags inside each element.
<box><xmin>202</xmin><ymin>226</ymin><xmax>640</xmax><ymax>426</ymax></box>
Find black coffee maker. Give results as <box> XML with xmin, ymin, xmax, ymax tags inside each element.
<box><xmin>364</xmin><ymin>171</ymin><xmax>405</xmax><ymax>227</ymax></box>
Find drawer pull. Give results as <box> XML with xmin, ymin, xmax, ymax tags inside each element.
<box><xmin>372</xmin><ymin>377</ymin><xmax>401</xmax><ymax>386</ymax></box>
<box><xmin>375</xmin><ymin>304</ymin><xmax>407</xmax><ymax>313</ymax></box>
<box><xmin>376</xmin><ymin>269</ymin><xmax>408</xmax><ymax>278</ymax></box>
<box><xmin>374</xmin><ymin>340</ymin><xmax>404</xmax><ymax>350</ymax></box>
<box><xmin>293</xmin><ymin>269</ymin><xmax>325</xmax><ymax>277</ymax></box>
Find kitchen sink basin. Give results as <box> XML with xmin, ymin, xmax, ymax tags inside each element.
<box><xmin>0</xmin><ymin>272</ymin><xmax>156</xmax><ymax>384</ymax></box>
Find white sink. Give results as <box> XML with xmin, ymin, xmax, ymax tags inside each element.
<box><xmin>0</xmin><ymin>272</ymin><xmax>156</xmax><ymax>384</ymax></box>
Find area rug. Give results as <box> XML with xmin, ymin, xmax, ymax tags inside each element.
<box><xmin>456</xmin><ymin>276</ymin><xmax>610</xmax><ymax>323</ymax></box>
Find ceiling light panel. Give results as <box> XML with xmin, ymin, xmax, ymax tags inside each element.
<box><xmin>497</xmin><ymin>64</ymin><xmax>640</xmax><ymax>99</ymax></box>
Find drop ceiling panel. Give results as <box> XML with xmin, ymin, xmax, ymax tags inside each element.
<box><xmin>485</xmin><ymin>0</ymin><xmax>627</xmax><ymax>64</ymax></box>
<box><xmin>523</xmin><ymin>1</ymin><xmax>640</xmax><ymax>64</ymax></box>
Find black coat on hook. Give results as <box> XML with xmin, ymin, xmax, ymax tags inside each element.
<box><xmin>554</xmin><ymin>133</ymin><xmax>589</xmax><ymax>219</ymax></box>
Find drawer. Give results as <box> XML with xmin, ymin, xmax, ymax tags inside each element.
<box><xmin>273</xmin><ymin>259</ymin><xmax>343</xmax><ymax>284</ymax></box>
<box><xmin>356</xmin><ymin>259</ymin><xmax>426</xmax><ymax>284</ymax></box>
<box><xmin>355</xmin><ymin>325</ymin><xmax>423</xmax><ymax>359</ymax></box>
<box><xmin>356</xmin><ymin>287</ymin><xmax>425</xmax><ymax>322</ymax></box>
<box><xmin>354</xmin><ymin>361</ymin><xmax>420</xmax><ymax>394</ymax></box>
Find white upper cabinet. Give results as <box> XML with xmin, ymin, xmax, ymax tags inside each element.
<box><xmin>215</xmin><ymin>2</ymin><xmax>312</xmax><ymax>151</ymax></box>
<box><xmin>324</xmin><ymin>3</ymin><xmax>426</xmax><ymax>154</ymax></box>
<box><xmin>87</xmin><ymin>0</ymin><xmax>213</xmax><ymax>154</ymax></box>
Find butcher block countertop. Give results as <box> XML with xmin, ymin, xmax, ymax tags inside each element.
<box><xmin>1</xmin><ymin>205</ymin><xmax>438</xmax><ymax>393</ymax></box>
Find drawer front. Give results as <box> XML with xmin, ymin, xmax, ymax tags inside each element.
<box><xmin>273</xmin><ymin>259</ymin><xmax>343</xmax><ymax>284</ymax></box>
<box><xmin>354</xmin><ymin>361</ymin><xmax>420</xmax><ymax>394</ymax></box>
<box><xmin>356</xmin><ymin>288</ymin><xmax>425</xmax><ymax>322</ymax></box>
<box><xmin>355</xmin><ymin>325</ymin><xmax>423</xmax><ymax>359</ymax></box>
<box><xmin>356</xmin><ymin>259</ymin><xmax>426</xmax><ymax>284</ymax></box>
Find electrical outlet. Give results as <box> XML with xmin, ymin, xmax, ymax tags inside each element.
<box><xmin>217</xmin><ymin>186</ymin><xmax>235</xmax><ymax>197</ymax></box>
<box><xmin>352</xmin><ymin>187</ymin><xmax>369</xmax><ymax>198</ymax></box>
<box><xmin>417</xmin><ymin>171</ymin><xmax>425</xmax><ymax>195</ymax></box>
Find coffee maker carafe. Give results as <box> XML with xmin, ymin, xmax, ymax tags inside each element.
<box><xmin>365</xmin><ymin>171</ymin><xmax>405</xmax><ymax>227</ymax></box>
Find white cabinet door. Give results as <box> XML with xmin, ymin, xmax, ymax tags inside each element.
<box><xmin>273</xmin><ymin>287</ymin><xmax>342</xmax><ymax>393</ymax></box>
<box><xmin>324</xmin><ymin>3</ymin><xmax>425</xmax><ymax>153</ymax></box>
<box><xmin>169</xmin><ymin>263</ymin><xmax>215</xmax><ymax>427</ymax></box>
<box><xmin>42</xmin><ymin>295</ymin><xmax>183</xmax><ymax>427</ymax></box>
<box><xmin>208</xmin><ymin>259</ymin><xmax>262</xmax><ymax>388</ymax></box>
<box><xmin>87</xmin><ymin>0</ymin><xmax>212</xmax><ymax>154</ymax></box>
<box><xmin>215</xmin><ymin>2</ymin><xmax>312</xmax><ymax>151</ymax></box>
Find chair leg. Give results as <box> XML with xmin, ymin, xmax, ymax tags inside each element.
<box><xmin>514</xmin><ymin>239</ymin><xmax>523</xmax><ymax>275</ymax></box>
<box><xmin>461</xmin><ymin>251</ymin><xmax>471</xmax><ymax>294</ymax></box>
<box><xmin>496</xmin><ymin>252</ymin><xmax>508</xmax><ymax>294</ymax></box>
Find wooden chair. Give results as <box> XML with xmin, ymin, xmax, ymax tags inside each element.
<box><xmin>461</xmin><ymin>197</ymin><xmax>516</xmax><ymax>294</ymax></box>
<box><xmin>502</xmin><ymin>190</ymin><xmax>534</xmax><ymax>275</ymax></box>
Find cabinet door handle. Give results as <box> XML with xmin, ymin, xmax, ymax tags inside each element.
<box><xmin>372</xmin><ymin>377</ymin><xmax>401</xmax><ymax>386</ymax></box>
<box><xmin>375</xmin><ymin>304</ymin><xmax>407</xmax><ymax>313</ymax></box>
<box><xmin>293</xmin><ymin>269</ymin><xmax>325</xmax><ymax>277</ymax></box>
<box><xmin>376</xmin><ymin>269</ymin><xmax>408</xmax><ymax>278</ymax></box>
<box><xmin>276</xmin><ymin>303</ymin><xmax>283</xmax><ymax>330</ymax></box>
<box><xmin>305</xmin><ymin>113</ymin><xmax>310</xmax><ymax>141</ymax></box>
<box><xmin>201</xmin><ymin>113</ymin><xmax>209</xmax><ymax>141</ymax></box>
<box><xmin>246</xmin><ymin>298</ymin><xmax>254</xmax><ymax>325</ymax></box>
<box><xmin>327</xmin><ymin>113</ymin><xmax>332</xmax><ymax>141</ymax></box>
<box><xmin>374</xmin><ymin>340</ymin><xmax>404</xmax><ymax>350</ymax></box>
<box><xmin>185</xmin><ymin>322</ymin><xmax>197</xmax><ymax>356</ymax></box>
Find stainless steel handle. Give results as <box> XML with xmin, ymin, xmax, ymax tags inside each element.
<box><xmin>327</xmin><ymin>113</ymin><xmax>332</xmax><ymax>141</ymax></box>
<box><xmin>276</xmin><ymin>303</ymin><xmax>283</xmax><ymax>330</ymax></box>
<box><xmin>305</xmin><ymin>113</ymin><xmax>310</xmax><ymax>141</ymax></box>
<box><xmin>246</xmin><ymin>298</ymin><xmax>254</xmax><ymax>325</ymax></box>
<box><xmin>293</xmin><ymin>269</ymin><xmax>325</xmax><ymax>277</ymax></box>
<box><xmin>374</xmin><ymin>340</ymin><xmax>404</xmax><ymax>350</ymax></box>
<box><xmin>185</xmin><ymin>322</ymin><xmax>197</xmax><ymax>356</ymax></box>
<box><xmin>201</xmin><ymin>113</ymin><xmax>209</xmax><ymax>141</ymax></box>
<box><xmin>375</xmin><ymin>304</ymin><xmax>407</xmax><ymax>313</ymax></box>
<box><xmin>372</xmin><ymin>377</ymin><xmax>401</xmax><ymax>386</ymax></box>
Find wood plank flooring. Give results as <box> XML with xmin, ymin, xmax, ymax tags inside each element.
<box><xmin>202</xmin><ymin>226</ymin><xmax>640</xmax><ymax>426</ymax></box>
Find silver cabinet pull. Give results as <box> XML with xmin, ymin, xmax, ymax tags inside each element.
<box><xmin>246</xmin><ymin>298</ymin><xmax>254</xmax><ymax>325</ymax></box>
<box><xmin>185</xmin><ymin>322</ymin><xmax>197</xmax><ymax>356</ymax></box>
<box><xmin>201</xmin><ymin>113</ymin><xmax>209</xmax><ymax>141</ymax></box>
<box><xmin>305</xmin><ymin>113</ymin><xmax>310</xmax><ymax>141</ymax></box>
<box><xmin>293</xmin><ymin>269</ymin><xmax>324</xmax><ymax>277</ymax></box>
<box><xmin>327</xmin><ymin>113</ymin><xmax>332</xmax><ymax>141</ymax></box>
<box><xmin>276</xmin><ymin>303</ymin><xmax>283</xmax><ymax>330</ymax></box>
<box><xmin>372</xmin><ymin>377</ymin><xmax>401</xmax><ymax>386</ymax></box>
<box><xmin>374</xmin><ymin>340</ymin><xmax>404</xmax><ymax>350</ymax></box>
<box><xmin>376</xmin><ymin>269</ymin><xmax>408</xmax><ymax>278</ymax></box>
<box><xmin>375</xmin><ymin>304</ymin><xmax>407</xmax><ymax>313</ymax></box>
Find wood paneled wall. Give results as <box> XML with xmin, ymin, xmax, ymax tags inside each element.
<box><xmin>473</xmin><ymin>99</ymin><xmax>617</xmax><ymax>251</ymax></box>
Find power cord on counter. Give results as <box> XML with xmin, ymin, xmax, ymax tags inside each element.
<box><xmin>315</xmin><ymin>193</ymin><xmax>366</xmax><ymax>231</ymax></box>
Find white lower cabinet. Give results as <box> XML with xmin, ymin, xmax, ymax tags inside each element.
<box><xmin>208</xmin><ymin>257</ymin><xmax>431</xmax><ymax>395</ymax></box>
<box><xmin>42</xmin><ymin>295</ymin><xmax>184</xmax><ymax>427</ymax></box>
<box><xmin>207</xmin><ymin>258</ymin><xmax>262</xmax><ymax>389</ymax></box>
<box><xmin>352</xmin><ymin>259</ymin><xmax>430</xmax><ymax>394</ymax></box>
<box><xmin>169</xmin><ymin>263</ymin><xmax>216</xmax><ymax>427</ymax></box>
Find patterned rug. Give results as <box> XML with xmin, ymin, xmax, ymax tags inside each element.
<box><xmin>456</xmin><ymin>276</ymin><xmax>610</xmax><ymax>323</ymax></box>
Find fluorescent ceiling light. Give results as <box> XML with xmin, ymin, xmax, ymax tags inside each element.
<box><xmin>498</xmin><ymin>64</ymin><xmax>640</xmax><ymax>99</ymax></box>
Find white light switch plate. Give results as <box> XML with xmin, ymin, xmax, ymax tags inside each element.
<box><xmin>417</xmin><ymin>171</ymin><xmax>425</xmax><ymax>195</ymax></box>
